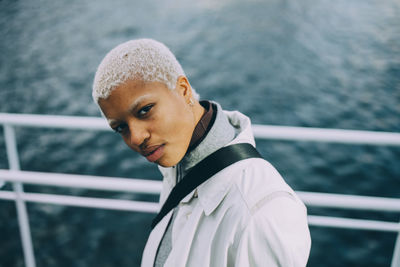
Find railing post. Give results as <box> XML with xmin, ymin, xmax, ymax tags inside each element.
<box><xmin>392</xmin><ymin>222</ymin><xmax>400</xmax><ymax>267</ymax></box>
<box><xmin>4</xmin><ymin>124</ymin><xmax>36</xmax><ymax>267</ymax></box>
<box><xmin>0</xmin><ymin>126</ymin><xmax>3</xmax><ymax>189</ymax></box>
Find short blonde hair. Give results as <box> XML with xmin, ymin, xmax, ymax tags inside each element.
<box><xmin>92</xmin><ymin>38</ymin><xmax>198</xmax><ymax>103</ymax></box>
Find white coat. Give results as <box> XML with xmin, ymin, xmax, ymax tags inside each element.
<box><xmin>141</xmin><ymin>110</ymin><xmax>311</xmax><ymax>267</ymax></box>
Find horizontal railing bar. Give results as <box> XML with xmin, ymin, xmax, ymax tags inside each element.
<box><xmin>252</xmin><ymin>125</ymin><xmax>400</xmax><ymax>145</ymax></box>
<box><xmin>0</xmin><ymin>170</ymin><xmax>162</xmax><ymax>194</ymax></box>
<box><xmin>1</xmin><ymin>113</ymin><xmax>400</xmax><ymax>145</ymax></box>
<box><xmin>308</xmin><ymin>215</ymin><xmax>400</xmax><ymax>232</ymax></box>
<box><xmin>0</xmin><ymin>113</ymin><xmax>109</xmax><ymax>131</ymax></box>
<box><xmin>297</xmin><ymin>191</ymin><xmax>400</xmax><ymax>212</ymax></box>
<box><xmin>1</xmin><ymin>170</ymin><xmax>400</xmax><ymax>213</ymax></box>
<box><xmin>0</xmin><ymin>191</ymin><xmax>398</xmax><ymax>232</ymax></box>
<box><xmin>0</xmin><ymin>191</ymin><xmax>160</xmax><ymax>213</ymax></box>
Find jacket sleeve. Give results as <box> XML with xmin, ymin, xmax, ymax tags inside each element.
<box><xmin>234</xmin><ymin>194</ymin><xmax>311</xmax><ymax>267</ymax></box>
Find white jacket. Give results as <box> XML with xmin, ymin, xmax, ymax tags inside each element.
<box><xmin>141</xmin><ymin>110</ymin><xmax>311</xmax><ymax>267</ymax></box>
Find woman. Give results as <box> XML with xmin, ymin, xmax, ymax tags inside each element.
<box><xmin>92</xmin><ymin>39</ymin><xmax>311</xmax><ymax>267</ymax></box>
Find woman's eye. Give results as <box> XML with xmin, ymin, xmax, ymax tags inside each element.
<box><xmin>138</xmin><ymin>104</ymin><xmax>153</xmax><ymax>117</ymax></box>
<box><xmin>113</xmin><ymin>123</ymin><xmax>127</xmax><ymax>134</ymax></box>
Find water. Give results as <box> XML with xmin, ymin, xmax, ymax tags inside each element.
<box><xmin>1</xmin><ymin>0</ymin><xmax>399</xmax><ymax>266</ymax></box>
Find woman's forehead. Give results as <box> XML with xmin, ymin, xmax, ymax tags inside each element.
<box><xmin>99</xmin><ymin>80</ymin><xmax>175</xmax><ymax>114</ymax></box>
<box><xmin>108</xmin><ymin>80</ymin><xmax>169</xmax><ymax>98</ymax></box>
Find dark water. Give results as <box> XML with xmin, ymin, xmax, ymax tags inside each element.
<box><xmin>1</xmin><ymin>0</ymin><xmax>400</xmax><ymax>266</ymax></box>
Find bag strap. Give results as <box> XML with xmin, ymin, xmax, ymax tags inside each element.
<box><xmin>151</xmin><ymin>143</ymin><xmax>262</xmax><ymax>229</ymax></box>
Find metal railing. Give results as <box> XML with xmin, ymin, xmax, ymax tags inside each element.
<box><xmin>1</xmin><ymin>113</ymin><xmax>400</xmax><ymax>267</ymax></box>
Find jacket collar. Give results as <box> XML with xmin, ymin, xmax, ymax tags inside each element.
<box><xmin>197</xmin><ymin>109</ymin><xmax>255</xmax><ymax>215</ymax></box>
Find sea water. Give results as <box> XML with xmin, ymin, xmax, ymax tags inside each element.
<box><xmin>1</xmin><ymin>0</ymin><xmax>399</xmax><ymax>266</ymax></box>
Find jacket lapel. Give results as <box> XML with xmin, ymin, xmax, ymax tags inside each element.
<box><xmin>140</xmin><ymin>211</ymin><xmax>173</xmax><ymax>267</ymax></box>
<box><xmin>164</xmin><ymin>202</ymin><xmax>205</xmax><ymax>267</ymax></box>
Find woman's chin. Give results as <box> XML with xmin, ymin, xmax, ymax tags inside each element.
<box><xmin>156</xmin><ymin>153</ymin><xmax>184</xmax><ymax>168</ymax></box>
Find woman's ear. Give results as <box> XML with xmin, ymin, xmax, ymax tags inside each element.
<box><xmin>175</xmin><ymin>76</ymin><xmax>192</xmax><ymax>102</ymax></box>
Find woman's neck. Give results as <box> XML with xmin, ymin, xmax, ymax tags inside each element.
<box><xmin>188</xmin><ymin>101</ymin><xmax>216</xmax><ymax>151</ymax></box>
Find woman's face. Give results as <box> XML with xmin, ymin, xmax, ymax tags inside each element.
<box><xmin>98</xmin><ymin>79</ymin><xmax>197</xmax><ymax>167</ymax></box>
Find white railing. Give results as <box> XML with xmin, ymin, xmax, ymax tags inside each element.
<box><xmin>1</xmin><ymin>113</ymin><xmax>400</xmax><ymax>267</ymax></box>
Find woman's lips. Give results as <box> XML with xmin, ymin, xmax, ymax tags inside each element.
<box><xmin>143</xmin><ymin>145</ymin><xmax>164</xmax><ymax>163</ymax></box>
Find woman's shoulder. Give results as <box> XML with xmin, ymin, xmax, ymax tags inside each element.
<box><xmin>226</xmin><ymin>157</ymin><xmax>305</xmax><ymax>215</ymax></box>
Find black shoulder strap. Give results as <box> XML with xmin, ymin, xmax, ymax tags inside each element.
<box><xmin>151</xmin><ymin>143</ymin><xmax>262</xmax><ymax>229</ymax></box>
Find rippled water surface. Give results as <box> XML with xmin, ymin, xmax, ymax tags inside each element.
<box><xmin>1</xmin><ymin>0</ymin><xmax>400</xmax><ymax>266</ymax></box>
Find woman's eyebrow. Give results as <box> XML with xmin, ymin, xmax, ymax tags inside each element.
<box><xmin>128</xmin><ymin>94</ymin><xmax>152</xmax><ymax>113</ymax></box>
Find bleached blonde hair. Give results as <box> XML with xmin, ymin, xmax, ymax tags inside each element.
<box><xmin>92</xmin><ymin>38</ymin><xmax>199</xmax><ymax>103</ymax></box>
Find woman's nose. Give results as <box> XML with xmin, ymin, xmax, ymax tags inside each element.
<box><xmin>128</xmin><ymin>123</ymin><xmax>149</xmax><ymax>147</ymax></box>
